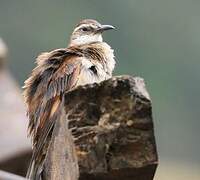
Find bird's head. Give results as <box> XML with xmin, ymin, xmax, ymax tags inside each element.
<box><xmin>69</xmin><ymin>19</ymin><xmax>115</xmax><ymax>46</ymax></box>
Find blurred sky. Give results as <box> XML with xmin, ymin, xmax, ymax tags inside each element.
<box><xmin>0</xmin><ymin>0</ymin><xmax>200</xmax><ymax>179</ymax></box>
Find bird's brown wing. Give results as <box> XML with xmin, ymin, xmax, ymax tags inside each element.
<box><xmin>23</xmin><ymin>48</ymin><xmax>82</xmax><ymax>179</ymax></box>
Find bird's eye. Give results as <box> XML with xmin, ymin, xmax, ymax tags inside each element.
<box><xmin>81</xmin><ymin>27</ymin><xmax>89</xmax><ymax>32</ymax></box>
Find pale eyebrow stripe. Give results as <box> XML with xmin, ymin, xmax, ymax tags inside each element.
<box><xmin>74</xmin><ymin>24</ymin><xmax>97</xmax><ymax>32</ymax></box>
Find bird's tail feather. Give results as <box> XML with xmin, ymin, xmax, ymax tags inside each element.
<box><xmin>26</xmin><ymin>96</ymin><xmax>64</xmax><ymax>180</ymax></box>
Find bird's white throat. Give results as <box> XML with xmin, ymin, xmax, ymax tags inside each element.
<box><xmin>70</xmin><ymin>34</ymin><xmax>103</xmax><ymax>46</ymax></box>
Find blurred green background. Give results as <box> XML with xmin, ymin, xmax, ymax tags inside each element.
<box><xmin>0</xmin><ymin>0</ymin><xmax>200</xmax><ymax>179</ymax></box>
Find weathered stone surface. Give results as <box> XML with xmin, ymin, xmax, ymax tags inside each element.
<box><xmin>62</xmin><ymin>75</ymin><xmax>158</xmax><ymax>180</ymax></box>
<box><xmin>44</xmin><ymin>108</ymin><xmax>79</xmax><ymax>180</ymax></box>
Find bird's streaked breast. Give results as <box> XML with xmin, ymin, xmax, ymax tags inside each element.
<box><xmin>76</xmin><ymin>42</ymin><xmax>115</xmax><ymax>86</ymax></box>
<box><xmin>77</xmin><ymin>58</ymin><xmax>110</xmax><ymax>86</ymax></box>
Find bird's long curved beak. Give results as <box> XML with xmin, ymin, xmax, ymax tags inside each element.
<box><xmin>95</xmin><ymin>25</ymin><xmax>115</xmax><ymax>33</ymax></box>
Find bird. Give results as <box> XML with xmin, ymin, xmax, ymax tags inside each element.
<box><xmin>23</xmin><ymin>19</ymin><xmax>116</xmax><ymax>180</ymax></box>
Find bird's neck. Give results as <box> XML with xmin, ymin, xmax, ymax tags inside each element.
<box><xmin>72</xmin><ymin>42</ymin><xmax>115</xmax><ymax>76</ymax></box>
<box><xmin>68</xmin><ymin>42</ymin><xmax>115</xmax><ymax>77</ymax></box>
